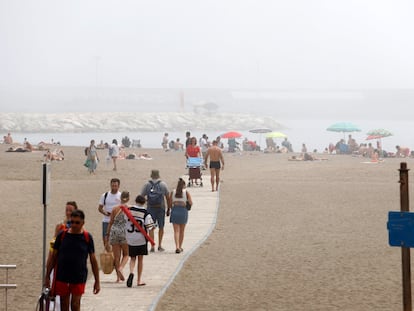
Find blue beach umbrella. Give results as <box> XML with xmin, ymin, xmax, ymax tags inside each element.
<box><xmin>327</xmin><ymin>122</ymin><xmax>361</xmax><ymax>133</ymax></box>
<box><xmin>327</xmin><ymin>122</ymin><xmax>361</xmax><ymax>139</ymax></box>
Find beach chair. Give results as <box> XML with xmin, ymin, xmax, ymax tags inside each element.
<box><xmin>186</xmin><ymin>157</ymin><xmax>203</xmax><ymax>187</ymax></box>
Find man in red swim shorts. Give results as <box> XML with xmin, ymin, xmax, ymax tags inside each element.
<box><xmin>44</xmin><ymin>210</ymin><xmax>100</xmax><ymax>311</ymax></box>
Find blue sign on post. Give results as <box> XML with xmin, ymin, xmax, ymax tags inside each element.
<box><xmin>388</xmin><ymin>211</ymin><xmax>414</xmax><ymax>247</ymax></box>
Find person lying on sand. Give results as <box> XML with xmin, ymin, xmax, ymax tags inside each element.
<box><xmin>288</xmin><ymin>153</ymin><xmax>328</xmax><ymax>161</ymax></box>
<box><xmin>125</xmin><ymin>153</ymin><xmax>153</xmax><ymax>160</ymax></box>
<box><xmin>44</xmin><ymin>149</ymin><xmax>64</xmax><ymax>161</ymax></box>
<box><xmin>6</xmin><ymin>146</ymin><xmax>30</xmax><ymax>152</ymax></box>
<box><xmin>138</xmin><ymin>153</ymin><xmax>152</xmax><ymax>160</ymax></box>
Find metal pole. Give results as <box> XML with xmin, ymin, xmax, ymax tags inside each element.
<box><xmin>42</xmin><ymin>163</ymin><xmax>47</xmax><ymax>289</ymax></box>
<box><xmin>399</xmin><ymin>162</ymin><xmax>411</xmax><ymax>311</ymax></box>
<box><xmin>42</xmin><ymin>203</ymin><xmax>47</xmax><ymax>289</ymax></box>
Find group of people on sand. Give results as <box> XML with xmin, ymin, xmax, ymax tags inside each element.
<box><xmin>84</xmin><ymin>139</ymin><xmax>153</xmax><ymax>174</ymax></box>
<box><xmin>183</xmin><ymin>131</ymin><xmax>225</xmax><ymax>192</ymax></box>
<box><xmin>264</xmin><ymin>137</ymin><xmax>293</xmax><ymax>153</ymax></box>
<box><xmin>324</xmin><ymin>134</ymin><xmax>413</xmax><ymax>160</ymax></box>
<box><xmin>4</xmin><ymin>136</ymin><xmax>65</xmax><ymax>159</ymax></box>
<box><xmin>162</xmin><ymin>132</ymin><xmax>226</xmax><ymax>154</ymax></box>
<box><xmin>44</xmin><ymin>167</ymin><xmax>215</xmax><ymax>310</ymax></box>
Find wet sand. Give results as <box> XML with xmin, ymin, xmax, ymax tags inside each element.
<box><xmin>0</xmin><ymin>144</ymin><xmax>408</xmax><ymax>311</ymax></box>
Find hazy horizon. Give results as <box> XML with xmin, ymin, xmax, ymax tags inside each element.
<box><xmin>1</xmin><ymin>1</ymin><xmax>414</xmax><ymax>119</ymax></box>
<box><xmin>1</xmin><ymin>1</ymin><xmax>414</xmax><ymax>89</ymax></box>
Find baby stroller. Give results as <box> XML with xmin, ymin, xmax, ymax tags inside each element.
<box><xmin>186</xmin><ymin>157</ymin><xmax>203</xmax><ymax>187</ymax></box>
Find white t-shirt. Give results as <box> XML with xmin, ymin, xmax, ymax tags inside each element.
<box><xmin>110</xmin><ymin>144</ymin><xmax>120</xmax><ymax>157</ymax></box>
<box><xmin>200</xmin><ymin>137</ymin><xmax>208</xmax><ymax>153</ymax></box>
<box><xmin>99</xmin><ymin>191</ymin><xmax>121</xmax><ymax>223</ymax></box>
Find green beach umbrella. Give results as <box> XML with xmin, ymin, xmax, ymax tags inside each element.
<box><xmin>265</xmin><ymin>131</ymin><xmax>287</xmax><ymax>139</ymax></box>
<box><xmin>366</xmin><ymin>128</ymin><xmax>393</xmax><ymax>138</ymax></box>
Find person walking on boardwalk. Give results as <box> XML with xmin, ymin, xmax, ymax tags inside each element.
<box><xmin>105</xmin><ymin>191</ymin><xmax>130</xmax><ymax>282</ymax></box>
<box><xmin>204</xmin><ymin>140</ymin><xmax>225</xmax><ymax>192</ymax></box>
<box><xmin>98</xmin><ymin>178</ymin><xmax>121</xmax><ymax>248</ymax></box>
<box><xmin>125</xmin><ymin>195</ymin><xmax>155</xmax><ymax>287</ymax></box>
<box><xmin>141</xmin><ymin>169</ymin><xmax>170</xmax><ymax>252</ymax></box>
<box><xmin>44</xmin><ymin>209</ymin><xmax>100</xmax><ymax>311</ymax></box>
<box><xmin>167</xmin><ymin>178</ymin><xmax>193</xmax><ymax>253</ymax></box>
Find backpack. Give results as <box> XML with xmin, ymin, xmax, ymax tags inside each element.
<box><xmin>103</xmin><ymin>191</ymin><xmax>109</xmax><ymax>205</ymax></box>
<box><xmin>147</xmin><ymin>180</ymin><xmax>163</xmax><ymax>207</ymax></box>
<box><xmin>60</xmin><ymin>229</ymin><xmax>90</xmax><ymax>243</ymax></box>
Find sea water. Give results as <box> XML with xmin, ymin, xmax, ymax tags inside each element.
<box><xmin>8</xmin><ymin>119</ymin><xmax>414</xmax><ymax>154</ymax></box>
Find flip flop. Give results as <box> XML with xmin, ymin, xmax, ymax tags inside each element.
<box><xmin>127</xmin><ymin>273</ymin><xmax>134</xmax><ymax>288</ymax></box>
<box><xmin>137</xmin><ymin>283</ymin><xmax>146</xmax><ymax>287</ymax></box>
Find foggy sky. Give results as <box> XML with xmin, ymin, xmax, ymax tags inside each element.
<box><xmin>1</xmin><ymin>1</ymin><xmax>414</xmax><ymax>90</ymax></box>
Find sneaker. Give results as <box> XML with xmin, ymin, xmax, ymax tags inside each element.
<box><xmin>127</xmin><ymin>273</ymin><xmax>134</xmax><ymax>288</ymax></box>
<box><xmin>158</xmin><ymin>246</ymin><xmax>165</xmax><ymax>252</ymax></box>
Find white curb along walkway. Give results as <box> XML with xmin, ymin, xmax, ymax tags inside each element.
<box><xmin>82</xmin><ymin>176</ymin><xmax>219</xmax><ymax>311</ymax></box>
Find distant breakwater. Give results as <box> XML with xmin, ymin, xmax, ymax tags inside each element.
<box><xmin>0</xmin><ymin>112</ymin><xmax>285</xmax><ymax>133</ymax></box>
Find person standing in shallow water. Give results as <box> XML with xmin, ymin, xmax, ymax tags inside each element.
<box><xmin>204</xmin><ymin>140</ymin><xmax>225</xmax><ymax>192</ymax></box>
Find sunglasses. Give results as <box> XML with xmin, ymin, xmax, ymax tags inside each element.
<box><xmin>70</xmin><ymin>220</ymin><xmax>82</xmax><ymax>225</ymax></box>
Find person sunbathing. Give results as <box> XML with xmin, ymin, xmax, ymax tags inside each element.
<box><xmin>138</xmin><ymin>153</ymin><xmax>152</xmax><ymax>160</ymax></box>
<box><xmin>44</xmin><ymin>149</ymin><xmax>64</xmax><ymax>161</ymax></box>
<box><xmin>289</xmin><ymin>153</ymin><xmax>328</xmax><ymax>161</ymax></box>
<box><xmin>6</xmin><ymin>146</ymin><xmax>30</xmax><ymax>152</ymax></box>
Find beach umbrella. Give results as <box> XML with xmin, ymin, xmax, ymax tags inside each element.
<box><xmin>326</xmin><ymin>122</ymin><xmax>361</xmax><ymax>133</ymax></box>
<box><xmin>249</xmin><ymin>128</ymin><xmax>272</xmax><ymax>134</ymax></box>
<box><xmin>249</xmin><ymin>128</ymin><xmax>272</xmax><ymax>149</ymax></box>
<box><xmin>366</xmin><ymin>128</ymin><xmax>393</xmax><ymax>138</ymax></box>
<box><xmin>366</xmin><ymin>129</ymin><xmax>393</xmax><ymax>150</ymax></box>
<box><xmin>220</xmin><ymin>131</ymin><xmax>242</xmax><ymax>139</ymax></box>
<box><xmin>265</xmin><ymin>131</ymin><xmax>287</xmax><ymax>138</ymax></box>
<box><xmin>366</xmin><ymin>135</ymin><xmax>383</xmax><ymax>140</ymax></box>
<box><xmin>327</xmin><ymin>122</ymin><xmax>361</xmax><ymax>139</ymax></box>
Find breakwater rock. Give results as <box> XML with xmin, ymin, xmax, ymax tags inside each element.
<box><xmin>0</xmin><ymin>112</ymin><xmax>285</xmax><ymax>133</ymax></box>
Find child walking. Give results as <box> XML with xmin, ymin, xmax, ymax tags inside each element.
<box><xmin>125</xmin><ymin>195</ymin><xmax>154</xmax><ymax>287</ymax></box>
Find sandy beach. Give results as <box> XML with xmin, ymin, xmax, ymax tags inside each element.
<box><xmin>0</xmin><ymin>143</ymin><xmax>409</xmax><ymax>310</ymax></box>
